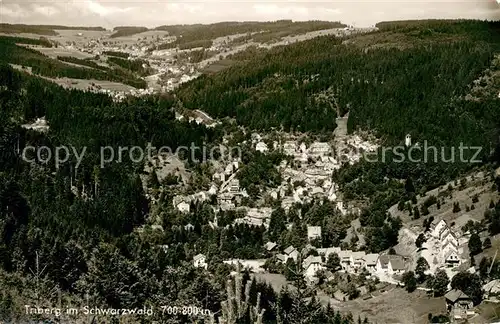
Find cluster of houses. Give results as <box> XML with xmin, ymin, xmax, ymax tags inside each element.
<box><xmin>190</xmin><ymin>221</ymin><xmax>407</xmax><ymax>284</ymax></box>
<box><xmin>62</xmin><ymin>32</ymin><xmax>202</xmax><ymax>94</ymax></box>
<box><xmin>252</xmin><ymin>134</ymin><xmax>371</xmax><ymax>215</ymax></box>
<box><xmin>173</xmin><ymin>188</ymin><xmax>216</xmax><ymax>214</ymax></box>
<box><xmin>419</xmin><ymin>219</ymin><xmax>465</xmax><ymax>273</ymax></box>
<box><xmin>265</xmin><ymin>241</ymin><xmax>405</xmax><ymax>282</ymax></box>
<box><xmin>163</xmin><ymin>130</ymin><xmax>376</xmax><ymax>231</ymax></box>
<box><xmin>432</xmin><ymin>219</ymin><xmax>462</xmax><ymax>268</ymax></box>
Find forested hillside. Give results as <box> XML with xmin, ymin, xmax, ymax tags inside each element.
<box><xmin>0</xmin><ymin>64</ymin><xmax>366</xmax><ymax>323</ymax></box>
<box><xmin>110</xmin><ymin>26</ymin><xmax>149</xmax><ymax>38</ymax></box>
<box><xmin>177</xmin><ymin>20</ymin><xmax>500</xmax><ymax>145</ymax></box>
<box><xmin>1</xmin><ymin>19</ymin><xmax>500</xmax><ymax>323</ymax></box>
<box><xmin>151</xmin><ymin>20</ymin><xmax>345</xmax><ymax>50</ymax></box>
<box><xmin>0</xmin><ymin>24</ymin><xmax>106</xmax><ymax>35</ymax></box>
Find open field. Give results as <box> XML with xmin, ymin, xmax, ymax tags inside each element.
<box><xmin>390</xmin><ymin>170</ymin><xmax>499</xmax><ymax>230</ymax></box>
<box><xmin>0</xmin><ymin>32</ymin><xmax>49</xmax><ymax>40</ymax></box>
<box><xmin>253</xmin><ymin>272</ymin><xmax>447</xmax><ymax>324</ymax></box>
<box><xmin>10</xmin><ymin>64</ymin><xmax>137</xmax><ymax>92</ymax></box>
<box><xmin>49</xmin><ymin>77</ymin><xmax>137</xmax><ymax>91</ymax></box>
<box><xmin>341</xmin><ymin>288</ymin><xmax>446</xmax><ymax>324</ymax></box>
<box><xmin>19</xmin><ymin>44</ymin><xmax>95</xmax><ymax>59</ymax></box>
<box><xmin>476</xmin><ymin>301</ymin><xmax>500</xmax><ymax>323</ymax></box>
<box><xmin>198</xmin><ymin>28</ymin><xmax>363</xmax><ymax>71</ymax></box>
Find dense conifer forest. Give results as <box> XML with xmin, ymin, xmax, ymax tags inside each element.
<box><xmin>110</xmin><ymin>26</ymin><xmax>150</xmax><ymax>38</ymax></box>
<box><xmin>0</xmin><ymin>23</ymin><xmax>106</xmax><ymax>35</ymax></box>
<box><xmin>0</xmin><ymin>62</ymin><xmax>364</xmax><ymax>323</ymax></box>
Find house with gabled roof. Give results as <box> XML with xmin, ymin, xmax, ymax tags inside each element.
<box><xmin>338</xmin><ymin>250</ymin><xmax>353</xmax><ymax>270</ymax></box>
<box><xmin>265</xmin><ymin>241</ymin><xmax>277</xmax><ymax>252</ymax></box>
<box><xmin>302</xmin><ymin>255</ymin><xmax>325</xmax><ymax>280</ymax></box>
<box><xmin>276</xmin><ymin>254</ymin><xmax>287</xmax><ymax>263</ymax></box>
<box><xmin>277</xmin><ymin>245</ymin><xmax>299</xmax><ymax>263</ymax></box>
<box><xmin>431</xmin><ymin>219</ymin><xmax>447</xmax><ymax>238</ymax></box>
<box><xmin>376</xmin><ymin>255</ymin><xmax>405</xmax><ymax>275</ymax></box>
<box><xmin>483</xmin><ymin>279</ymin><xmax>500</xmax><ymax>298</ymax></box>
<box><xmin>444</xmin><ymin>249</ymin><xmax>461</xmax><ymax>267</ymax></box>
<box><xmin>350</xmin><ymin>251</ymin><xmax>367</xmax><ymax>271</ymax></box>
<box><xmin>445</xmin><ymin>289</ymin><xmax>473</xmax><ymax>311</ymax></box>
<box><xmin>307</xmin><ymin>226</ymin><xmax>322</xmax><ymax>241</ymax></box>
<box><xmin>193</xmin><ymin>254</ymin><xmax>207</xmax><ymax>269</ymax></box>
<box><xmin>363</xmin><ymin>253</ymin><xmax>380</xmax><ymax>272</ymax></box>
<box><xmin>284</xmin><ymin>246</ymin><xmax>299</xmax><ymax>258</ymax></box>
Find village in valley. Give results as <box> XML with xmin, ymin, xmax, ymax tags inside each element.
<box><xmin>2</xmin><ymin>18</ymin><xmax>500</xmax><ymax>324</ymax></box>
<box><xmin>5</xmin><ymin>25</ymin><xmax>371</xmax><ymax>102</ymax></box>
<box><xmin>135</xmin><ymin>107</ymin><xmax>500</xmax><ymax>323</ymax></box>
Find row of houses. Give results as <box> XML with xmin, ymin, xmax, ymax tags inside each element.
<box><xmin>430</xmin><ymin>219</ymin><xmax>462</xmax><ymax>268</ymax></box>
<box><xmin>271</xmin><ymin>244</ymin><xmax>405</xmax><ymax>280</ymax></box>
<box><xmin>279</xmin><ymin>140</ymin><xmax>332</xmax><ymax>157</ymax></box>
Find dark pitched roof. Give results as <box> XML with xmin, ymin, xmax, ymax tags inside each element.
<box><xmin>389</xmin><ymin>257</ymin><xmax>405</xmax><ymax>270</ymax></box>
<box><xmin>445</xmin><ymin>289</ymin><xmax>470</xmax><ymax>303</ymax></box>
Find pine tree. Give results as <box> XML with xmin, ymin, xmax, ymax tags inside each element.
<box><xmin>483</xmin><ymin>237</ymin><xmax>492</xmax><ymax>249</ymax></box>
<box><xmin>468</xmin><ymin>233</ymin><xmax>482</xmax><ymax>256</ymax></box>
<box><xmin>413</xmin><ymin>206</ymin><xmax>420</xmax><ymax>219</ymax></box>
<box><xmin>432</xmin><ymin>269</ymin><xmax>449</xmax><ymax>297</ymax></box>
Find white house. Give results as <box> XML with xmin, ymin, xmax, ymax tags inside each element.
<box><xmin>283</xmin><ymin>141</ymin><xmax>297</xmax><ymax>155</ymax></box>
<box><xmin>363</xmin><ymin>253</ymin><xmax>380</xmax><ymax>272</ymax></box>
<box><xmin>350</xmin><ymin>251</ymin><xmax>367</xmax><ymax>271</ymax></box>
<box><xmin>444</xmin><ymin>249</ymin><xmax>461</xmax><ymax>268</ymax></box>
<box><xmin>433</xmin><ymin>219</ymin><xmax>461</xmax><ymax>266</ymax></box>
<box><xmin>256</xmin><ymin>142</ymin><xmax>268</xmax><ymax>153</ymax></box>
<box><xmin>338</xmin><ymin>250</ymin><xmax>353</xmax><ymax>270</ymax></box>
<box><xmin>283</xmin><ymin>245</ymin><xmax>299</xmax><ymax>262</ymax></box>
<box><xmin>299</xmin><ymin>142</ymin><xmax>307</xmax><ymax>153</ymax></box>
<box><xmin>208</xmin><ymin>184</ymin><xmax>218</xmax><ymax>196</ymax></box>
<box><xmin>307</xmin><ymin>226</ymin><xmax>322</xmax><ymax>241</ymax></box>
<box><xmin>176</xmin><ymin>201</ymin><xmax>190</xmax><ymax>213</ymax></box>
<box><xmin>302</xmin><ymin>255</ymin><xmax>325</xmax><ymax>279</ymax></box>
<box><xmin>193</xmin><ymin>254</ymin><xmax>207</xmax><ymax>269</ymax></box>
<box><xmin>229</xmin><ymin>179</ymin><xmax>240</xmax><ymax>193</ymax></box>
<box><xmin>440</xmin><ymin>228</ymin><xmax>458</xmax><ymax>248</ymax></box>
<box><xmin>225</xmin><ymin>163</ymin><xmax>235</xmax><ymax>176</ymax></box>
<box><xmin>431</xmin><ymin>219</ymin><xmax>448</xmax><ymax>238</ymax></box>
<box><xmin>376</xmin><ymin>255</ymin><xmax>405</xmax><ymax>275</ymax></box>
